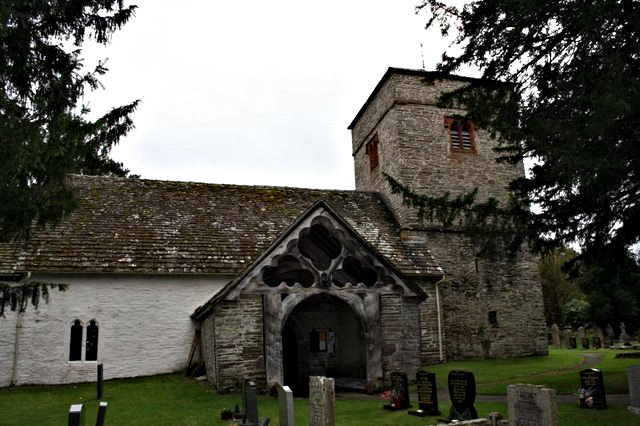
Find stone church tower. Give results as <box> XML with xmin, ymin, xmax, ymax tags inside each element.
<box><xmin>349</xmin><ymin>68</ymin><xmax>547</xmax><ymax>361</ymax></box>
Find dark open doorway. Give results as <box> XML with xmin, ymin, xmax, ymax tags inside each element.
<box><xmin>282</xmin><ymin>293</ymin><xmax>366</xmax><ymax>396</ymax></box>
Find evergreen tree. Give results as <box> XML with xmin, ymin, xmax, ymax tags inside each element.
<box><xmin>574</xmin><ymin>247</ymin><xmax>640</xmax><ymax>334</ymax></box>
<box><xmin>538</xmin><ymin>246</ymin><xmax>582</xmax><ymax>326</ymax></box>
<box><xmin>1</xmin><ymin>1</ymin><xmax>139</xmax><ymax>315</ymax></box>
<box><xmin>391</xmin><ymin>0</ymin><xmax>639</xmax><ymax>260</ymax></box>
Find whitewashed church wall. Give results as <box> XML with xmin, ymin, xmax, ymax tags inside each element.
<box><xmin>0</xmin><ymin>309</ymin><xmax>18</xmax><ymax>387</ymax></box>
<box><xmin>0</xmin><ymin>273</ymin><xmax>230</xmax><ymax>387</ymax></box>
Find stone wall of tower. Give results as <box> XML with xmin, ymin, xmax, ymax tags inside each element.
<box><xmin>350</xmin><ymin>69</ymin><xmax>547</xmax><ymax>360</ymax></box>
<box><xmin>351</xmin><ymin>71</ymin><xmax>524</xmax><ymax>228</ymax></box>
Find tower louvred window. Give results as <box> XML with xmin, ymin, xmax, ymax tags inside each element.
<box><xmin>445</xmin><ymin>116</ymin><xmax>476</xmax><ymax>153</ymax></box>
<box><xmin>366</xmin><ymin>135</ymin><xmax>379</xmax><ymax>171</ymax></box>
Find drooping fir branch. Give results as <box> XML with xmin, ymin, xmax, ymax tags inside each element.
<box><xmin>384</xmin><ymin>173</ymin><xmax>538</xmax><ymax>259</ymax></box>
<box><xmin>0</xmin><ymin>282</ymin><xmax>68</xmax><ymax>317</ymax></box>
<box><xmin>414</xmin><ymin>0</ymin><xmax>640</xmax><ymax>259</ymax></box>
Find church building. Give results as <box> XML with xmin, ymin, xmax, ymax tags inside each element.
<box><xmin>0</xmin><ymin>68</ymin><xmax>547</xmax><ymax>392</ymax></box>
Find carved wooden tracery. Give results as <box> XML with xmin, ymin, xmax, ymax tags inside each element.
<box><xmin>258</xmin><ymin>215</ymin><xmax>398</xmax><ymax>292</ymax></box>
<box><xmin>223</xmin><ymin>205</ymin><xmax>422</xmax><ymax>391</ymax></box>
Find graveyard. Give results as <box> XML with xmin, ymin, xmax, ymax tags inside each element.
<box><xmin>1</xmin><ymin>347</ymin><xmax>639</xmax><ymax>425</ymax></box>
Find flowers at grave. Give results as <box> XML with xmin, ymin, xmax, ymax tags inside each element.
<box><xmin>576</xmin><ymin>387</ymin><xmax>595</xmax><ymax>409</ymax></box>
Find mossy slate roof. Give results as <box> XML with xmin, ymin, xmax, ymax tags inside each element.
<box><xmin>0</xmin><ymin>175</ymin><xmax>442</xmax><ymax>276</ymax></box>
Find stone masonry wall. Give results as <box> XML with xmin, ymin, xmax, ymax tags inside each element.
<box><xmin>210</xmin><ymin>296</ymin><xmax>266</xmax><ymax>392</ymax></box>
<box><xmin>415</xmin><ymin>280</ymin><xmax>446</xmax><ymax>365</ymax></box>
<box><xmin>352</xmin><ymin>72</ymin><xmax>523</xmax><ymax>229</ymax></box>
<box><xmin>351</xmin><ymin>70</ymin><xmax>547</xmax><ymax>361</ymax></box>
<box><xmin>419</xmin><ymin>230</ymin><xmax>547</xmax><ymax>359</ymax></box>
<box><xmin>380</xmin><ymin>294</ymin><xmax>422</xmax><ymax>385</ymax></box>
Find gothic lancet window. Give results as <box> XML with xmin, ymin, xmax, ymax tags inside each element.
<box><xmin>85</xmin><ymin>320</ymin><xmax>99</xmax><ymax>361</ymax></box>
<box><xmin>69</xmin><ymin>320</ymin><xmax>83</xmax><ymax>361</ymax></box>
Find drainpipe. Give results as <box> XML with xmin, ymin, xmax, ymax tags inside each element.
<box><xmin>435</xmin><ymin>277</ymin><xmax>444</xmax><ymax>362</ymax></box>
<box><xmin>11</xmin><ymin>272</ymin><xmax>30</xmax><ymax>386</ymax></box>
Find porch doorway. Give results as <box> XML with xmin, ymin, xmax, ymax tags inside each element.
<box><xmin>282</xmin><ymin>293</ymin><xmax>366</xmax><ymax>396</ymax></box>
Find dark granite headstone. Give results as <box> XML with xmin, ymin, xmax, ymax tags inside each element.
<box><xmin>96</xmin><ymin>402</ymin><xmax>108</xmax><ymax>426</ymax></box>
<box><xmin>383</xmin><ymin>372</ymin><xmax>411</xmax><ymax>410</ymax></box>
<box><xmin>581</xmin><ymin>337</ymin><xmax>590</xmax><ymax>349</ymax></box>
<box><xmin>580</xmin><ymin>368</ymin><xmax>608</xmax><ymax>409</ymax></box>
<box><xmin>408</xmin><ymin>371</ymin><xmax>440</xmax><ymax>416</ymax></box>
<box><xmin>447</xmin><ymin>370</ymin><xmax>478</xmax><ymax>420</ymax></box>
<box><xmin>68</xmin><ymin>404</ymin><xmax>84</xmax><ymax>426</ymax></box>
<box><xmin>593</xmin><ymin>336</ymin><xmax>602</xmax><ymax>349</ymax></box>
<box><xmin>97</xmin><ymin>364</ymin><xmax>104</xmax><ymax>399</ymax></box>
<box><xmin>235</xmin><ymin>378</ymin><xmax>259</xmax><ymax>425</ymax></box>
<box><xmin>568</xmin><ymin>336</ymin><xmax>577</xmax><ymax>349</ymax></box>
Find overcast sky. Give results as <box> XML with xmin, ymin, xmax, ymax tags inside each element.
<box><xmin>81</xmin><ymin>0</ymin><xmax>471</xmax><ymax>190</ymax></box>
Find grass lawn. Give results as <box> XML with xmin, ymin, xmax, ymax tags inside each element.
<box><xmin>425</xmin><ymin>346</ymin><xmax>640</xmax><ymax>394</ymax></box>
<box><xmin>1</xmin><ymin>348</ymin><xmax>640</xmax><ymax>425</ymax></box>
<box><xmin>1</xmin><ymin>374</ymin><xmax>637</xmax><ymax>425</ymax></box>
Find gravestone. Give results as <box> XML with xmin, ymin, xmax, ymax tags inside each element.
<box><xmin>448</xmin><ymin>370</ymin><xmax>478</xmax><ymax>421</ymax></box>
<box><xmin>568</xmin><ymin>336</ymin><xmax>577</xmax><ymax>349</ymax></box>
<box><xmin>620</xmin><ymin>322</ymin><xmax>631</xmax><ymax>346</ymax></box>
<box><xmin>605</xmin><ymin>324</ymin><xmax>615</xmax><ymax>347</ymax></box>
<box><xmin>309</xmin><ymin>376</ymin><xmax>335</xmax><ymax>426</ymax></box>
<box><xmin>96</xmin><ymin>402</ymin><xmax>108</xmax><ymax>426</ymax></box>
<box><xmin>577</xmin><ymin>326</ymin><xmax>586</xmax><ymax>341</ymax></box>
<box><xmin>628</xmin><ymin>365</ymin><xmax>640</xmax><ymax>415</ymax></box>
<box><xmin>579</xmin><ymin>368</ymin><xmax>608</xmax><ymax>409</ymax></box>
<box><xmin>97</xmin><ymin>364</ymin><xmax>104</xmax><ymax>399</ymax></box>
<box><xmin>507</xmin><ymin>384</ymin><xmax>557</xmax><ymax>426</ymax></box>
<box><xmin>592</xmin><ymin>337</ymin><xmax>602</xmax><ymax>350</ymax></box>
<box><xmin>240</xmin><ymin>378</ymin><xmax>259</xmax><ymax>425</ymax></box>
<box><xmin>68</xmin><ymin>404</ymin><xmax>84</xmax><ymax>426</ymax></box>
<box><xmin>278</xmin><ymin>385</ymin><xmax>295</xmax><ymax>426</ymax></box>
<box><xmin>382</xmin><ymin>372</ymin><xmax>411</xmax><ymax>410</ymax></box>
<box><xmin>581</xmin><ymin>337</ymin><xmax>590</xmax><ymax>349</ymax></box>
<box><xmin>408</xmin><ymin>371</ymin><xmax>440</xmax><ymax>416</ymax></box>
<box><xmin>550</xmin><ymin>324</ymin><xmax>561</xmax><ymax>349</ymax></box>
<box><xmin>561</xmin><ymin>328</ymin><xmax>571</xmax><ymax>347</ymax></box>
<box><xmin>593</xmin><ymin>326</ymin><xmax>605</xmax><ymax>342</ymax></box>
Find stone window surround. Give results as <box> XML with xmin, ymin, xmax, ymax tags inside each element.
<box><xmin>445</xmin><ymin>116</ymin><xmax>477</xmax><ymax>153</ymax></box>
<box><xmin>365</xmin><ymin>134</ymin><xmax>379</xmax><ymax>171</ymax></box>
<box><xmin>66</xmin><ymin>318</ymin><xmax>100</xmax><ymax>363</ymax></box>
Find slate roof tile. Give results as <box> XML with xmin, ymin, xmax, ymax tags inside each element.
<box><xmin>0</xmin><ymin>175</ymin><xmax>442</xmax><ymax>276</ymax></box>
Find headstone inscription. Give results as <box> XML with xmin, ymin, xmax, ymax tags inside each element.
<box><xmin>68</xmin><ymin>404</ymin><xmax>84</xmax><ymax>426</ymax></box>
<box><xmin>550</xmin><ymin>324</ymin><xmax>561</xmax><ymax>349</ymax></box>
<box><xmin>627</xmin><ymin>365</ymin><xmax>640</xmax><ymax>415</ymax></box>
<box><xmin>568</xmin><ymin>336</ymin><xmax>577</xmax><ymax>349</ymax></box>
<box><xmin>448</xmin><ymin>370</ymin><xmax>478</xmax><ymax>421</ymax></box>
<box><xmin>579</xmin><ymin>368</ymin><xmax>608</xmax><ymax>409</ymax></box>
<box><xmin>383</xmin><ymin>372</ymin><xmax>411</xmax><ymax>410</ymax></box>
<box><xmin>278</xmin><ymin>385</ymin><xmax>295</xmax><ymax>426</ymax></box>
<box><xmin>507</xmin><ymin>384</ymin><xmax>557</xmax><ymax>426</ymax></box>
<box><xmin>408</xmin><ymin>371</ymin><xmax>440</xmax><ymax>417</ymax></box>
<box><xmin>309</xmin><ymin>376</ymin><xmax>335</xmax><ymax>426</ymax></box>
<box><xmin>592</xmin><ymin>337</ymin><xmax>602</xmax><ymax>350</ymax></box>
